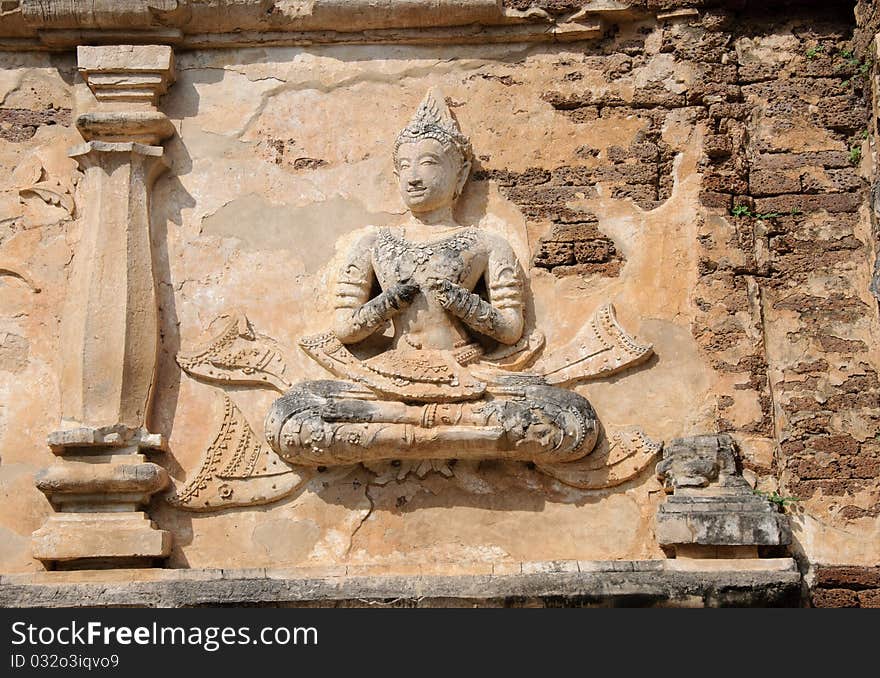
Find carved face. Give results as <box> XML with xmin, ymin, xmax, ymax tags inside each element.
<box><xmin>394</xmin><ymin>138</ymin><xmax>469</xmax><ymax>214</ymax></box>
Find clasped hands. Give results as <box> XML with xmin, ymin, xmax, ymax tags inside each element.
<box><xmin>384</xmin><ymin>276</ymin><xmax>471</xmax><ymax>315</ymax></box>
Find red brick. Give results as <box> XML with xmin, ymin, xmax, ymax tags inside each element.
<box><xmin>812</xmin><ymin>588</ymin><xmax>859</xmax><ymax>607</ymax></box>
<box><xmin>858</xmin><ymin>589</ymin><xmax>880</xmax><ymax>608</ymax></box>
<box><xmin>816</xmin><ymin>566</ymin><xmax>880</xmax><ymax>589</ymax></box>
<box><xmin>753</xmin><ymin>193</ymin><xmax>862</xmax><ymax>215</ymax></box>
<box><xmin>749</xmin><ymin>170</ymin><xmax>801</xmax><ymax>196</ymax></box>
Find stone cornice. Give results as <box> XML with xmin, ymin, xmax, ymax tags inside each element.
<box><xmin>0</xmin><ymin>0</ymin><xmax>669</xmax><ymax>50</ymax></box>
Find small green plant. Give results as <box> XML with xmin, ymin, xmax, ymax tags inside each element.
<box><xmin>805</xmin><ymin>45</ymin><xmax>824</xmax><ymax>59</ymax></box>
<box><xmin>849</xmin><ymin>144</ymin><xmax>862</xmax><ymax>165</ymax></box>
<box><xmin>754</xmin><ymin>489</ymin><xmax>801</xmax><ymax>509</ymax></box>
<box><xmin>835</xmin><ymin>47</ymin><xmax>872</xmax><ymax>88</ymax></box>
<box><xmin>730</xmin><ymin>206</ymin><xmax>801</xmax><ymax>220</ymax></box>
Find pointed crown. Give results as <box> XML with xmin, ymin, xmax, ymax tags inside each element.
<box><xmin>394</xmin><ymin>88</ymin><xmax>472</xmax><ymax>166</ymax></box>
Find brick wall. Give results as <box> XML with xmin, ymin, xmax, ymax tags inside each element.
<box><xmin>501</xmin><ymin>0</ymin><xmax>879</xmax><ymax>605</ymax></box>
<box><xmin>811</xmin><ymin>566</ymin><xmax>880</xmax><ymax>607</ymax></box>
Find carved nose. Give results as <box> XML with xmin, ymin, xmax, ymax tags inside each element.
<box><xmin>408</xmin><ymin>178</ymin><xmax>423</xmax><ymax>187</ymax></box>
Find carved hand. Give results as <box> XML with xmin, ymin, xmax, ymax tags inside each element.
<box><xmin>387</xmin><ymin>278</ymin><xmax>420</xmax><ymax>309</ymax></box>
<box><xmin>427</xmin><ymin>278</ymin><xmax>476</xmax><ymax>316</ymax></box>
<box><xmin>348</xmin><ymin>279</ymin><xmax>419</xmax><ymax>336</ymax></box>
<box><xmin>427</xmin><ymin>277</ymin><xmax>521</xmax><ymax>343</ymax></box>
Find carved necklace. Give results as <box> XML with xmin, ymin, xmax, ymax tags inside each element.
<box><xmin>376</xmin><ymin>227</ymin><xmax>479</xmax><ymax>271</ymax></box>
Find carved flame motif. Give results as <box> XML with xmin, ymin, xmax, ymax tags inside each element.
<box><xmin>536</xmin><ymin>304</ymin><xmax>653</xmax><ymax>385</ymax></box>
<box><xmin>167</xmin><ymin>394</ymin><xmax>307</xmax><ymax>511</ymax></box>
<box><xmin>537</xmin><ymin>427</ymin><xmax>663</xmax><ymax>489</ymax></box>
<box><xmin>175</xmin><ymin>312</ymin><xmax>291</xmax><ymax>392</ymax></box>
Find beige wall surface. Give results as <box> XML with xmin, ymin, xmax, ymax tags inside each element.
<box><xmin>1</xmin><ymin>6</ymin><xmax>878</xmax><ymax>576</ymax></box>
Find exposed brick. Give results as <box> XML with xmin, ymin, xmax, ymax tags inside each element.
<box><xmin>800</xmin><ymin>168</ymin><xmax>863</xmax><ymax>194</ymax></box>
<box><xmin>546</xmin><ymin>223</ymin><xmax>602</xmax><ymax>241</ymax></box>
<box><xmin>611</xmin><ymin>183</ymin><xmax>657</xmax><ymax>205</ymax></box>
<box><xmin>533</xmin><ymin>241</ymin><xmax>575</xmax><ymax>267</ymax></box>
<box><xmin>752</xmin><ymin>151</ymin><xmax>852</xmax><ymax>171</ymax></box>
<box><xmin>738</xmin><ymin>61</ymin><xmax>782</xmax><ymax>83</ymax></box>
<box><xmin>687</xmin><ymin>82</ymin><xmax>742</xmax><ymax>105</ymax></box>
<box><xmin>753</xmin><ymin>193</ymin><xmax>862</xmax><ymax>214</ymax></box>
<box><xmin>708</xmin><ymin>102</ymin><xmax>751</xmax><ymax>121</ymax></box>
<box><xmin>790</xmin><ymin>455</ymin><xmax>879</xmax><ymax>480</ymax></box>
<box><xmin>703</xmin><ymin>173</ymin><xmax>749</xmax><ymax>194</ymax></box>
<box><xmin>815</xmin><ymin>566</ymin><xmax>880</xmax><ymax>589</ymax></box>
<box><xmin>839</xmin><ymin>505</ymin><xmax>880</xmax><ymax>520</ymax></box>
<box><xmin>541</xmin><ymin>91</ymin><xmax>591</xmax><ymax>110</ymax></box>
<box><xmin>565</xmin><ymin>107</ymin><xmax>601</xmax><ymax>123</ymax></box>
<box><xmin>549</xmin><ymin>166</ymin><xmax>593</xmax><ymax>186</ymax></box>
<box><xmin>742</xmin><ymin>77</ymin><xmax>848</xmax><ymax>100</ymax></box>
<box><xmin>815</xmin><ymin>96</ymin><xmax>869</xmax><ymax>133</ymax></box>
<box><xmin>811</xmin><ymin>588</ymin><xmax>859</xmax><ymax>607</ymax></box>
<box><xmin>696</xmin><ymin>63</ymin><xmax>739</xmax><ymax>84</ymax></box>
<box><xmin>772</xmin><ymin>292</ymin><xmax>869</xmax><ymax>322</ymax></box>
<box><xmin>607</xmin><ymin>142</ymin><xmax>660</xmax><ymax>162</ymax></box>
<box><xmin>793</xmin><ymin>359</ymin><xmax>829</xmax><ymax>373</ymax></box>
<box><xmin>630</xmin><ymin>86</ymin><xmax>686</xmax><ymax>108</ymax></box>
<box><xmin>816</xmin><ymin>335</ymin><xmax>868</xmax><ymax>353</ymax></box>
<box><xmin>704</xmin><ymin>134</ymin><xmax>733</xmax><ymax>158</ymax></box>
<box><xmin>593</xmin><ymin>163</ymin><xmax>658</xmax><ymax>184</ymax></box>
<box><xmin>551</xmin><ymin>261</ymin><xmax>623</xmax><ymax>277</ymax></box>
<box><xmin>749</xmin><ymin>170</ymin><xmax>801</xmax><ymax>196</ymax></box>
<box><xmin>700</xmin><ymin>191</ymin><xmax>733</xmax><ymax>209</ymax></box>
<box><xmin>858</xmin><ymin>589</ymin><xmax>880</xmax><ymax>608</ymax></box>
<box><xmin>574</xmin><ymin>240</ymin><xmax>615</xmax><ymax>263</ymax></box>
<box><xmin>791</xmin><ymin>478</ymin><xmax>866</xmax><ymax>499</ymax></box>
<box><xmin>0</xmin><ymin>107</ymin><xmax>72</xmax><ymax>142</ymax></box>
<box><xmin>809</xmin><ymin>434</ymin><xmax>861</xmax><ymax>456</ymax></box>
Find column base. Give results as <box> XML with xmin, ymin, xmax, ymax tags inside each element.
<box><xmin>32</xmin><ymin>513</ymin><xmax>172</xmax><ymax>566</ymax></box>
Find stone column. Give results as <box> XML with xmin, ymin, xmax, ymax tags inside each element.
<box><xmin>32</xmin><ymin>46</ymin><xmax>176</xmax><ymax>568</ymax></box>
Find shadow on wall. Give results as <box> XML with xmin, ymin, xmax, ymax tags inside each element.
<box><xmin>150</xmin><ymin>131</ymin><xmax>195</xmax><ymax>472</ymax></box>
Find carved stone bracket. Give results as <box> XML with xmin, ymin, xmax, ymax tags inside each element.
<box><xmin>655</xmin><ymin>434</ymin><xmax>791</xmax><ymax>559</ymax></box>
<box><xmin>32</xmin><ymin>45</ymin><xmax>176</xmax><ymax>568</ymax></box>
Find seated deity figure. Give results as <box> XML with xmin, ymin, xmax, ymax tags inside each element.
<box><xmin>264</xmin><ymin>89</ymin><xmax>600</xmax><ymax>467</ymax></box>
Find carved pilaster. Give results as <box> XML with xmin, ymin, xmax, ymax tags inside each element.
<box><xmin>32</xmin><ymin>45</ymin><xmax>176</xmax><ymax>568</ymax></box>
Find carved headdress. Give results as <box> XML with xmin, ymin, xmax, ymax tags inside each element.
<box><xmin>394</xmin><ymin>88</ymin><xmax>472</xmax><ymax>165</ymax></box>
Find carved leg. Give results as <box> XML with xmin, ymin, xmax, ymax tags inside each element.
<box><xmin>265</xmin><ymin>381</ymin><xmax>598</xmax><ymax>466</ymax></box>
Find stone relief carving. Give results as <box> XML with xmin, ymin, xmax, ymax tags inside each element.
<box><xmin>173</xmin><ymin>89</ymin><xmax>659</xmax><ymax>511</ymax></box>
<box><xmin>3</xmin><ymin>155</ymin><xmax>76</xmax><ymax>234</ymax></box>
<box><xmin>14</xmin><ymin>157</ymin><xmax>76</xmax><ymax>217</ymax></box>
<box><xmin>176</xmin><ymin>312</ymin><xmax>293</xmax><ymax>392</ymax></box>
<box><xmin>655</xmin><ymin>434</ymin><xmax>791</xmax><ymax>554</ymax></box>
<box><xmin>167</xmin><ymin>394</ymin><xmax>306</xmax><ymax>510</ymax></box>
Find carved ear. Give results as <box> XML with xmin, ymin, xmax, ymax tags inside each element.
<box><xmin>455</xmin><ymin>157</ymin><xmax>472</xmax><ymax>199</ymax></box>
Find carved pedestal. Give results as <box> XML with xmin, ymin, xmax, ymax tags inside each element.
<box><xmin>32</xmin><ymin>46</ymin><xmax>176</xmax><ymax>568</ymax></box>
<box><xmin>655</xmin><ymin>434</ymin><xmax>791</xmax><ymax>559</ymax></box>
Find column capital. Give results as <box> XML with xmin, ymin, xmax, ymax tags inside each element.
<box><xmin>77</xmin><ymin>45</ymin><xmax>175</xmax><ymax>108</ymax></box>
<box><xmin>75</xmin><ymin>44</ymin><xmax>176</xmax><ymax>144</ymax></box>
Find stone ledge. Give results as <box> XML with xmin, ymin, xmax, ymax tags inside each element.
<box><xmin>0</xmin><ymin>0</ymin><xmax>679</xmax><ymax>50</ymax></box>
<box><xmin>0</xmin><ymin>559</ymin><xmax>802</xmax><ymax>607</ymax></box>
